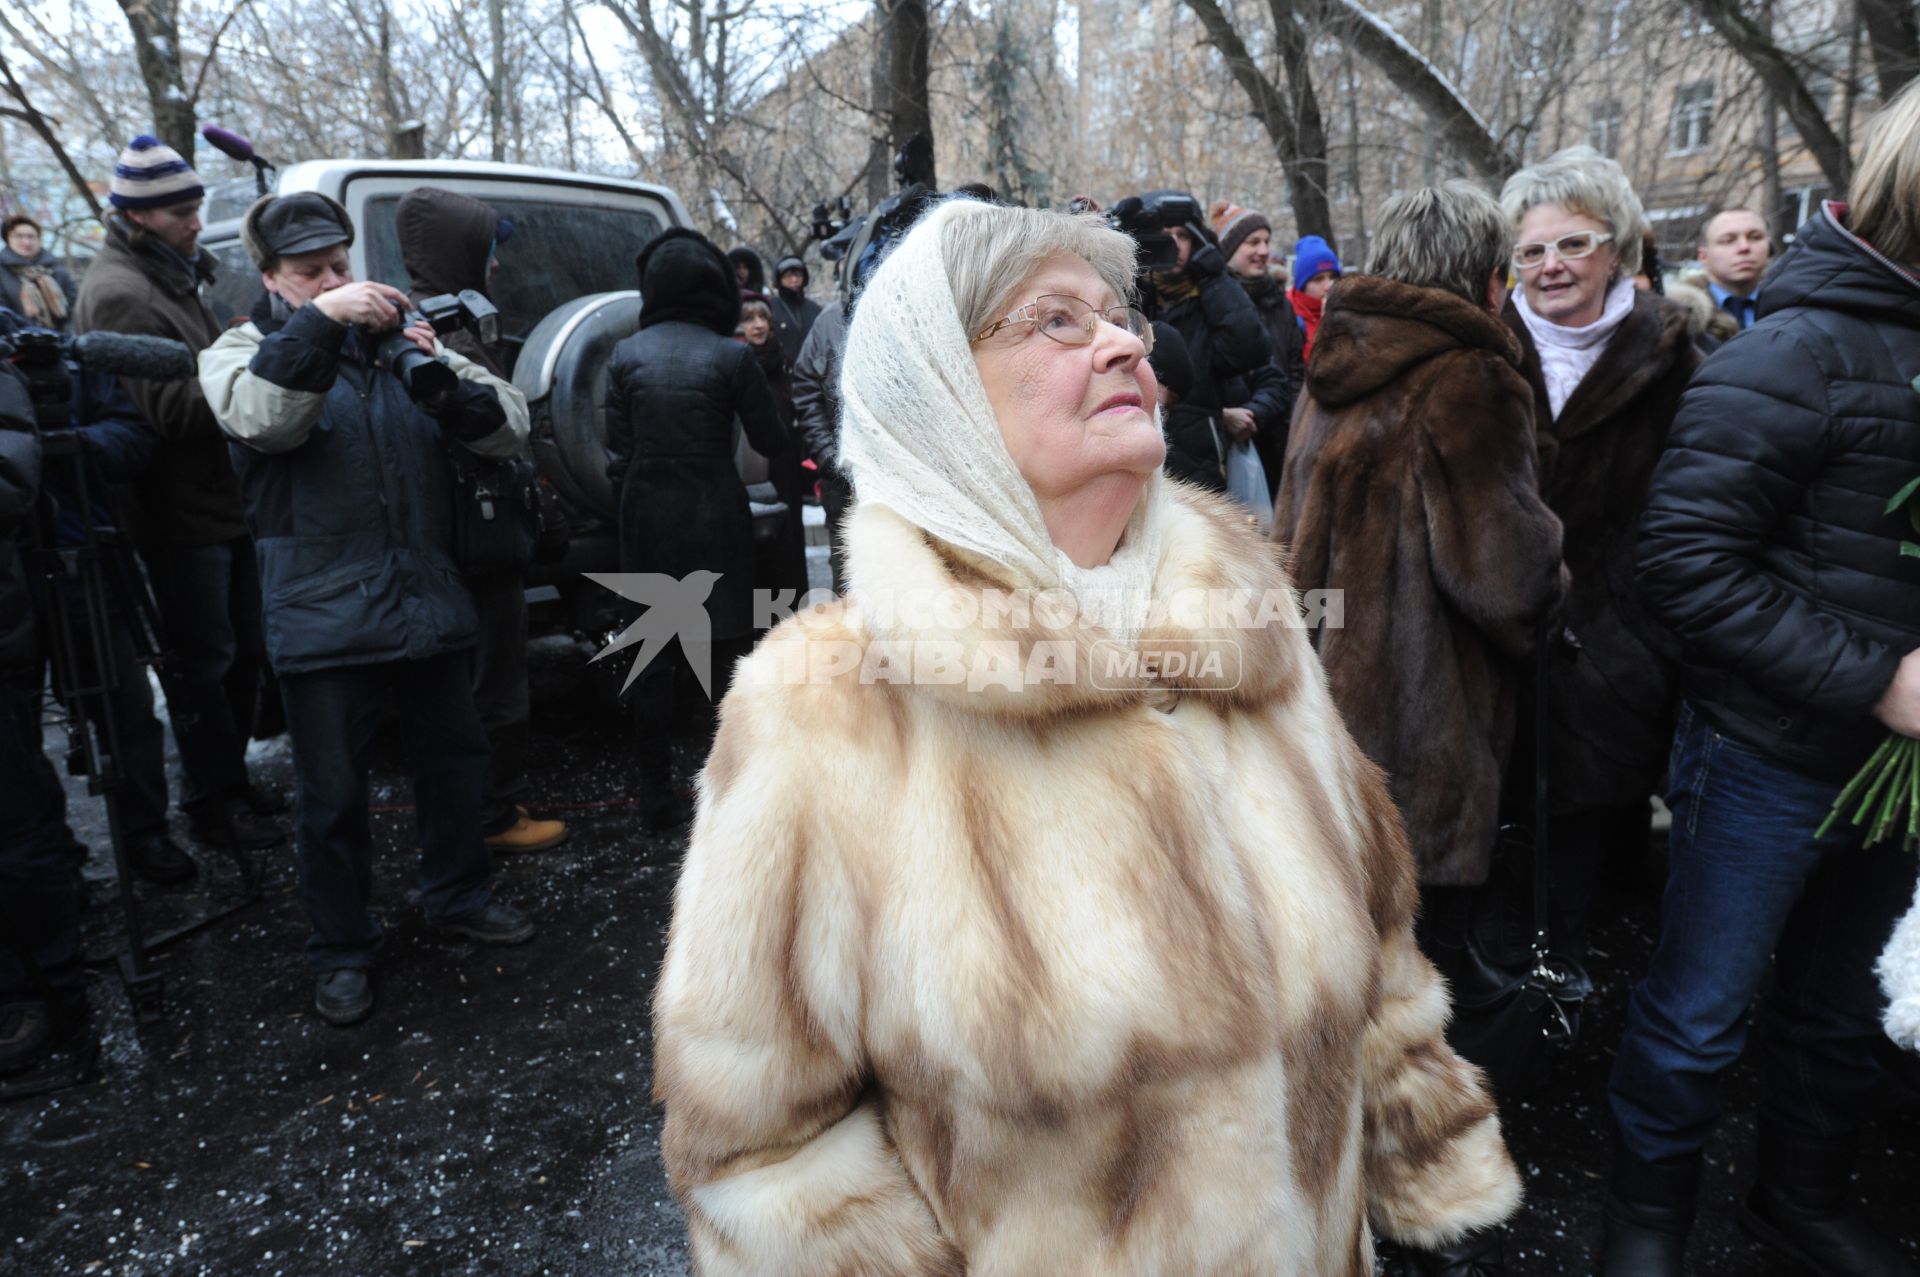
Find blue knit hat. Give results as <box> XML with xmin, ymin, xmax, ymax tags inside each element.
<box><xmin>1292</xmin><ymin>235</ymin><xmax>1342</xmax><ymax>286</ymax></box>
<box><xmin>110</xmin><ymin>135</ymin><xmax>204</xmax><ymax>211</ymax></box>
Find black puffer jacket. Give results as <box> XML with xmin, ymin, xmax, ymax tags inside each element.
<box><xmin>1149</xmin><ymin>270</ymin><xmax>1292</xmax><ymax>492</ymax></box>
<box><xmin>1638</xmin><ymin>203</ymin><xmax>1920</xmax><ymax>779</ymax></box>
<box><xmin>607</xmin><ymin>230</ymin><xmax>786</xmax><ymax>639</ymax></box>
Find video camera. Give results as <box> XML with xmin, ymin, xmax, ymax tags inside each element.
<box><xmin>0</xmin><ymin>328</ymin><xmax>197</xmax><ymax>433</ymax></box>
<box><xmin>370</xmin><ymin>288</ymin><xmax>500</xmax><ymax>414</ymax></box>
<box><xmin>1106</xmin><ymin>190</ymin><xmax>1211</xmax><ymax>274</ymax></box>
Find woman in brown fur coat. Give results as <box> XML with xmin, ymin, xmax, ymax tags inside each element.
<box><xmin>652</xmin><ymin>199</ymin><xmax>1523</xmax><ymax>1273</ymax></box>
<box><xmin>1275</xmin><ymin>182</ymin><xmax>1566</xmax><ymax>896</ymax></box>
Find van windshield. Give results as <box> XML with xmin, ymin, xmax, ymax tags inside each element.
<box><xmin>361</xmin><ymin>195</ymin><xmax>662</xmax><ymax>342</ymax></box>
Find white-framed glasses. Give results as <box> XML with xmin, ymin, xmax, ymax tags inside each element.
<box><xmin>1512</xmin><ymin>230</ymin><xmax>1615</xmax><ymax>270</ymax></box>
<box><xmin>972</xmin><ymin>293</ymin><xmax>1155</xmax><ymax>353</ymax></box>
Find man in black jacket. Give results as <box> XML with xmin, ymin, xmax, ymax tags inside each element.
<box><xmin>201</xmin><ymin>193</ymin><xmax>537</xmax><ymax>1026</ymax></box>
<box><xmin>1599</xmin><ymin>189</ymin><xmax>1920</xmax><ymax>1275</ymax></box>
<box><xmin>770</xmin><ymin>255</ymin><xmax>822</xmax><ymax>363</ymax></box>
<box><xmin>1133</xmin><ymin>192</ymin><xmax>1291</xmax><ymax>495</ymax></box>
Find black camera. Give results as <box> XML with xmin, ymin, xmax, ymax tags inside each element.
<box><xmin>370</xmin><ymin>289</ymin><xmax>500</xmax><ymax>413</ymax></box>
<box><xmin>1107</xmin><ymin>190</ymin><xmax>1209</xmax><ymax>274</ymax></box>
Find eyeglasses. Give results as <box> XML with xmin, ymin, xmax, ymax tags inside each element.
<box><xmin>973</xmin><ymin>294</ymin><xmax>1155</xmax><ymax>353</ymax></box>
<box><xmin>1512</xmin><ymin>230</ymin><xmax>1615</xmax><ymax>270</ymax></box>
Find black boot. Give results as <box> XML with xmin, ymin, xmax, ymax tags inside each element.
<box><xmin>1596</xmin><ymin>1142</ymin><xmax>1699</xmax><ymax>1277</ymax></box>
<box><xmin>1740</xmin><ymin>1127</ymin><xmax>1920</xmax><ymax>1276</ymax></box>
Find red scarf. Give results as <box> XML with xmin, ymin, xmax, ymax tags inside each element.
<box><xmin>1288</xmin><ymin>287</ymin><xmax>1325</xmax><ymax>361</ymax></box>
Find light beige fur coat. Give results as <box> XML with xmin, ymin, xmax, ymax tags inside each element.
<box><xmin>652</xmin><ymin>484</ymin><xmax>1522</xmax><ymax>1275</ymax></box>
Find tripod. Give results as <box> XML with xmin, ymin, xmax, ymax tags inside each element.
<box><xmin>23</xmin><ymin>431</ymin><xmax>263</xmax><ymax>1029</ymax></box>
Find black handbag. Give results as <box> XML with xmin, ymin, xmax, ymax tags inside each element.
<box><xmin>446</xmin><ymin>448</ymin><xmax>540</xmax><ymax>576</ymax></box>
<box><xmin>1444</xmin><ymin>621</ymin><xmax>1593</xmax><ymax>1098</ymax></box>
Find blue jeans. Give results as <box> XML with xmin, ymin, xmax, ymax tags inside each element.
<box><xmin>144</xmin><ymin>537</ymin><xmax>264</xmax><ymax>814</ymax></box>
<box><xmin>278</xmin><ymin>653</ymin><xmax>494</xmax><ymax>972</ymax></box>
<box><xmin>1608</xmin><ymin>701</ymin><xmax>1918</xmax><ymax>1161</ymax></box>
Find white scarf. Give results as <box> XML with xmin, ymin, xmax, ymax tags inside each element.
<box><xmin>1514</xmin><ymin>276</ymin><xmax>1637</xmax><ymax>419</ymax></box>
<box><xmin>837</xmin><ymin>200</ymin><xmax>1165</xmax><ymax>646</ymax></box>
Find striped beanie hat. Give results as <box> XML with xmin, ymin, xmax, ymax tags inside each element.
<box><xmin>1208</xmin><ymin>199</ymin><xmax>1272</xmax><ymax>262</ymax></box>
<box><xmin>110</xmin><ymin>135</ymin><xmax>204</xmax><ymax>211</ymax></box>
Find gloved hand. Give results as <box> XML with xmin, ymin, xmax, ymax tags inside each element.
<box><xmin>1376</xmin><ymin>1228</ymin><xmax>1506</xmax><ymax>1277</ymax></box>
<box><xmin>1183</xmin><ymin>223</ymin><xmax>1227</xmax><ymax>280</ymax></box>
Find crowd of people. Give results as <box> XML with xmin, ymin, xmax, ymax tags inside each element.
<box><xmin>1</xmin><ymin>72</ymin><xmax>1918</xmax><ymax>1276</ymax></box>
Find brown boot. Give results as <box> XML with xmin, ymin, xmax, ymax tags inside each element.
<box><xmin>484</xmin><ymin>810</ymin><xmax>569</xmax><ymax>853</ymax></box>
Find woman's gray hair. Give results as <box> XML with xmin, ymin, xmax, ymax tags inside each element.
<box><xmin>1851</xmin><ymin>75</ymin><xmax>1920</xmax><ymax>266</ymax></box>
<box><xmin>1364</xmin><ymin>181</ymin><xmax>1513</xmax><ymax>305</ymax></box>
<box><xmin>1500</xmin><ymin>145</ymin><xmax>1647</xmax><ymax>276</ymax></box>
<box><xmin>937</xmin><ymin>200</ymin><xmax>1140</xmax><ymax>338</ymax></box>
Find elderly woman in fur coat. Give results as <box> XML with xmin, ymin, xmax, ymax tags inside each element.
<box><xmin>1499</xmin><ymin>147</ymin><xmax>1699</xmax><ymax>963</ymax></box>
<box><xmin>651</xmin><ymin>199</ymin><xmax>1523</xmax><ymax>1275</ymax></box>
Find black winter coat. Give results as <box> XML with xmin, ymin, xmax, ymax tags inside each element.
<box><xmin>608</xmin><ymin>230</ymin><xmax>785</xmax><ymax>639</ymax></box>
<box><xmin>1511</xmin><ymin>291</ymin><xmax>1698</xmax><ymax>810</ymax></box>
<box><xmin>1239</xmin><ymin>273</ymin><xmax>1305</xmax><ymax>498</ymax></box>
<box><xmin>1150</xmin><ymin>271</ymin><xmax>1292</xmax><ymax>492</ymax></box>
<box><xmin>791</xmin><ymin>304</ymin><xmax>847</xmax><ymax>475</ymax></box>
<box><xmin>0</xmin><ymin>367</ymin><xmax>38</xmax><ymax>673</ymax></box>
<box><xmin>1638</xmin><ymin>203</ymin><xmax>1920</xmax><ymax>780</ymax></box>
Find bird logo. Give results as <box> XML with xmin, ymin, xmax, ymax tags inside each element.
<box><xmin>584</xmin><ymin>570</ymin><xmax>723</xmax><ymax>696</ymax></box>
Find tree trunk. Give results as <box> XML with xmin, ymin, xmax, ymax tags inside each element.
<box><xmin>1268</xmin><ymin>0</ymin><xmax>1333</xmax><ymax>243</ymax></box>
<box><xmin>488</xmin><ymin>0</ymin><xmax>508</xmax><ymax>162</ymax></box>
<box><xmin>115</xmin><ymin>0</ymin><xmax>197</xmax><ymax>163</ymax></box>
<box><xmin>867</xmin><ymin>0</ymin><xmax>935</xmax><ymax>202</ymax></box>
<box><xmin>1685</xmin><ymin>0</ymin><xmax>1853</xmax><ymax>190</ymax></box>
<box><xmin>1180</xmin><ymin>0</ymin><xmax>1334</xmax><ymax>239</ymax></box>
<box><xmin>1857</xmin><ymin>0</ymin><xmax>1920</xmax><ymax>100</ymax></box>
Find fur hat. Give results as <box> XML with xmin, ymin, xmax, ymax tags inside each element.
<box><xmin>1209</xmin><ymin>199</ymin><xmax>1271</xmax><ymax>262</ymax></box>
<box><xmin>109</xmin><ymin>135</ymin><xmax>203</xmax><ymax>211</ymax></box>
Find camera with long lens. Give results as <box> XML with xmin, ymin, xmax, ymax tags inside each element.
<box><xmin>1107</xmin><ymin>190</ymin><xmax>1208</xmax><ymax>274</ymax></box>
<box><xmin>368</xmin><ymin>288</ymin><xmax>500</xmax><ymax>413</ymax></box>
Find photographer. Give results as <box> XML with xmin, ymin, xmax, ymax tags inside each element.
<box><xmin>1118</xmin><ymin>190</ymin><xmax>1291</xmax><ymax>494</ymax></box>
<box><xmin>394</xmin><ymin>186</ymin><xmax>567</xmax><ymax>857</ymax></box>
<box><xmin>199</xmin><ymin>193</ymin><xmax>535</xmax><ymax>1026</ymax></box>
<box><xmin>0</xmin><ymin>307</ymin><xmax>196</xmax><ymax>887</ymax></box>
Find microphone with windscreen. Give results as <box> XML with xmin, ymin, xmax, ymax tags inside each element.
<box><xmin>71</xmin><ymin>332</ymin><xmax>199</xmax><ymax>382</ymax></box>
<box><xmin>201</xmin><ymin>124</ymin><xmax>276</xmax><ymax>196</ymax></box>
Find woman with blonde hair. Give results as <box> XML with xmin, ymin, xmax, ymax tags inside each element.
<box><xmin>1599</xmin><ymin>80</ymin><xmax>1920</xmax><ymax>1277</ymax></box>
<box><xmin>651</xmin><ymin>198</ymin><xmax>1522</xmax><ymax>1274</ymax></box>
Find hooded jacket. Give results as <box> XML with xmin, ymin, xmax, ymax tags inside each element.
<box><xmin>726</xmin><ymin>245</ymin><xmax>766</xmax><ymax>294</ymax></box>
<box><xmin>1508</xmin><ymin>290</ymin><xmax>1698</xmax><ymax>810</ymax></box>
<box><xmin>70</xmin><ymin>214</ymin><xmax>245</xmax><ymax>546</ymax></box>
<box><xmin>607</xmin><ymin>229</ymin><xmax>785</xmax><ymax>638</ymax></box>
<box><xmin>654</xmin><ymin>484</ymin><xmax>1523</xmax><ymax>1274</ymax></box>
<box><xmin>396</xmin><ymin>186</ymin><xmax>511</xmax><ymax>378</ymax></box>
<box><xmin>1276</xmin><ymin>276</ymin><xmax>1565</xmax><ymax>885</ymax></box>
<box><xmin>1638</xmin><ymin>202</ymin><xmax>1920</xmax><ymax>778</ymax></box>
<box><xmin>770</xmin><ymin>254</ymin><xmax>823</xmax><ymax>363</ymax></box>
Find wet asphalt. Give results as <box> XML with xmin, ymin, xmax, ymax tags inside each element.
<box><xmin>5</xmin><ymin>633</ymin><xmax>1917</xmax><ymax>1276</ymax></box>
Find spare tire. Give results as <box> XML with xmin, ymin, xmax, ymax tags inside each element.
<box><xmin>512</xmin><ymin>290</ymin><xmax>640</xmax><ymax>523</ymax></box>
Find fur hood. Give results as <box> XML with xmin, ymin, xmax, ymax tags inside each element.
<box><xmin>1307</xmin><ymin>276</ymin><xmax>1522</xmax><ymax>408</ymax></box>
<box><xmin>653</xmin><ymin>484</ymin><xmax>1522</xmax><ymax>1274</ymax></box>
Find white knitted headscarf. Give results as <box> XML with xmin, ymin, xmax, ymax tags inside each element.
<box><xmin>837</xmin><ymin>199</ymin><xmax>1166</xmax><ymax>645</ymax></box>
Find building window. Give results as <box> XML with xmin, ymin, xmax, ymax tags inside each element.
<box><xmin>1670</xmin><ymin>81</ymin><xmax>1715</xmax><ymax>154</ymax></box>
<box><xmin>1597</xmin><ymin>0</ymin><xmax>1630</xmax><ymax>56</ymax></box>
<box><xmin>1588</xmin><ymin>99</ymin><xmax>1623</xmax><ymax>156</ymax></box>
